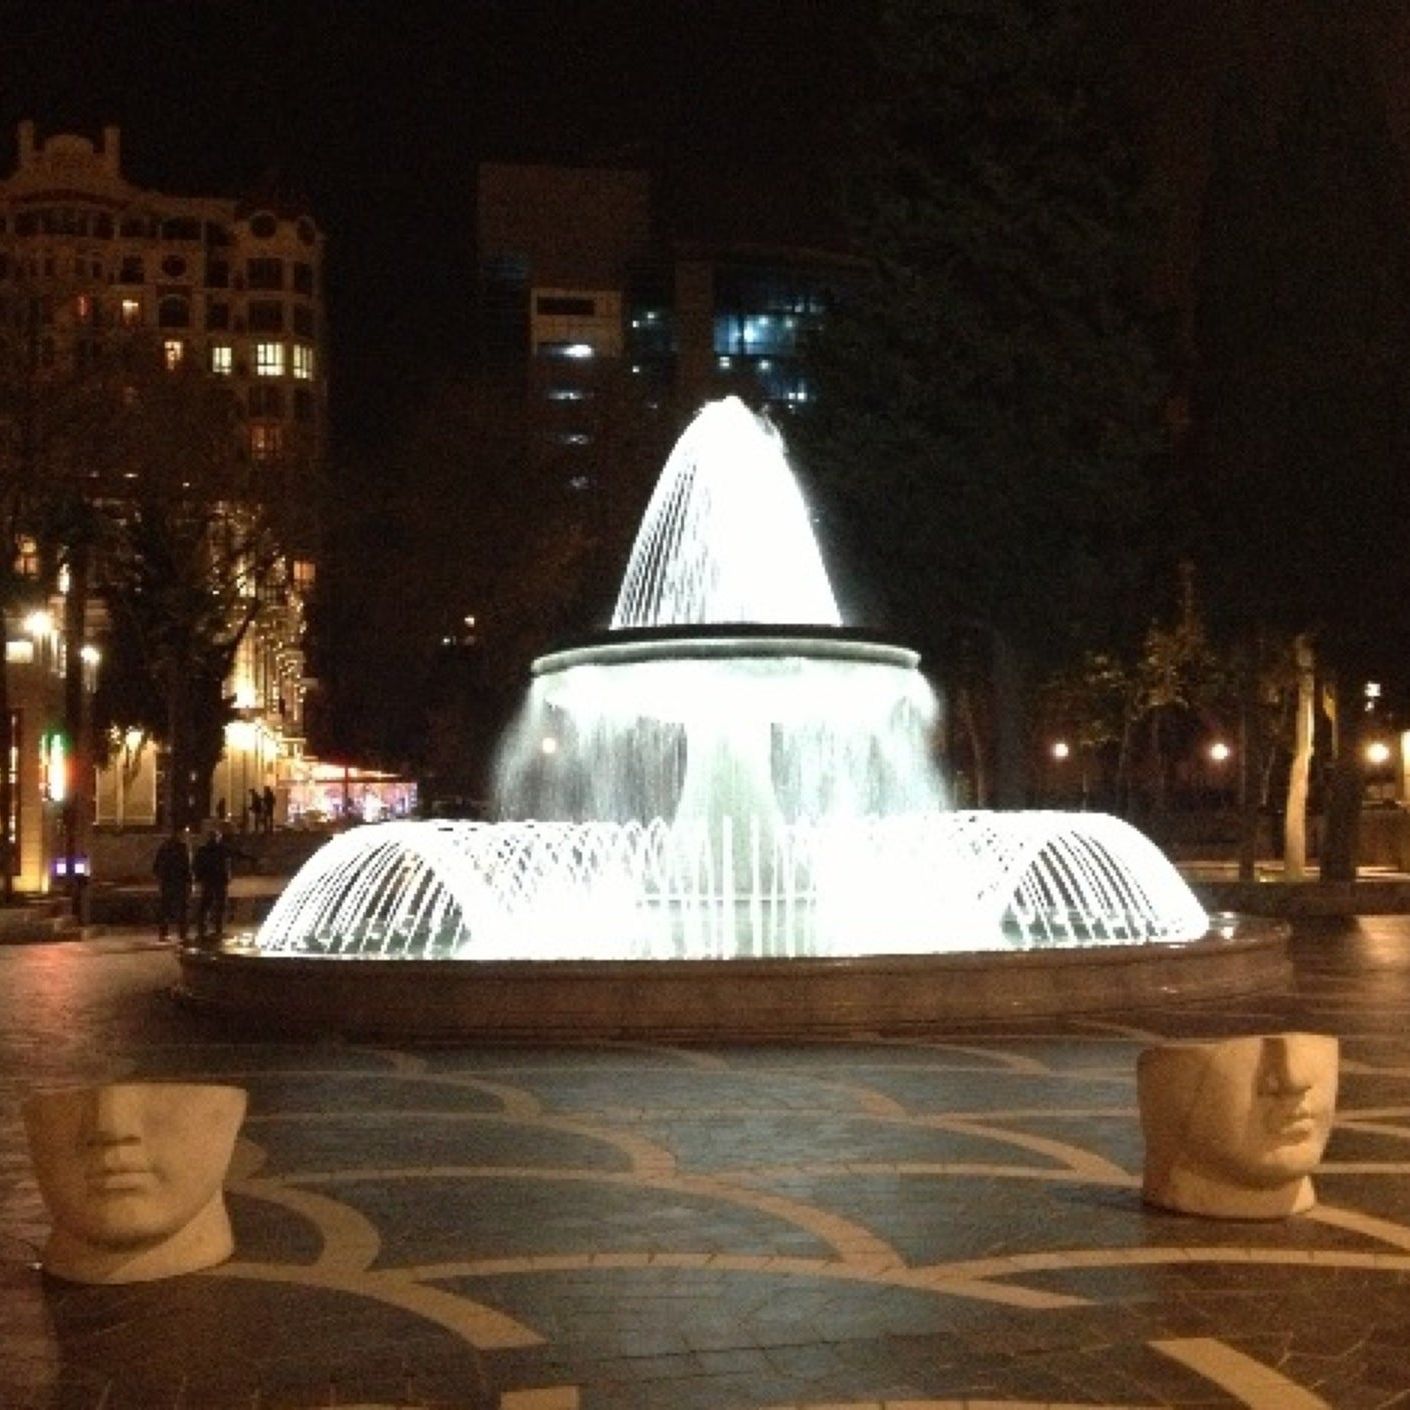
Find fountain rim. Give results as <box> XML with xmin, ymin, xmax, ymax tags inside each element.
<box><xmin>533</xmin><ymin>624</ymin><xmax>921</xmax><ymax>678</ymax></box>
<box><xmin>176</xmin><ymin>913</ymin><xmax>1292</xmax><ymax>1041</ymax></box>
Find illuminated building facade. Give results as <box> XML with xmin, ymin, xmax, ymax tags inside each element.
<box><xmin>0</xmin><ymin>122</ymin><xmax>326</xmax><ymax>858</ymax></box>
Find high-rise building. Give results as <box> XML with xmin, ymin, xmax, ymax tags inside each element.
<box><xmin>475</xmin><ymin>161</ymin><xmax>859</xmax><ymax>430</ymax></box>
<box><xmin>0</xmin><ymin>122</ymin><xmax>327</xmax><ymax>870</ymax></box>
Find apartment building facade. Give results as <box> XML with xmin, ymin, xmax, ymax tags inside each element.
<box><xmin>0</xmin><ymin>122</ymin><xmax>326</xmax><ymax>871</ymax></box>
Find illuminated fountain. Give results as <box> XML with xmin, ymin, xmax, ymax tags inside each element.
<box><xmin>181</xmin><ymin>400</ymin><xmax>1286</xmax><ymax>1036</ymax></box>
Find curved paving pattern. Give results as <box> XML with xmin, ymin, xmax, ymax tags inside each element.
<box><xmin>4</xmin><ymin>923</ymin><xmax>1410</xmax><ymax>1405</ymax></box>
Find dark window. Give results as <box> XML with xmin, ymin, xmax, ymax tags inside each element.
<box><xmin>249</xmin><ymin>384</ymin><xmax>283</xmax><ymax>417</ymax></box>
<box><xmin>293</xmin><ymin>388</ymin><xmax>314</xmax><ymax>422</ymax></box>
<box><xmin>249</xmin><ymin>213</ymin><xmax>278</xmax><ymax>239</ymax></box>
<box><xmin>161</xmin><ymin>217</ymin><xmax>201</xmax><ymax>241</ymax></box>
<box><xmin>119</xmin><ymin>216</ymin><xmax>149</xmax><ymax>238</ymax></box>
<box><xmin>118</xmin><ymin>256</ymin><xmax>144</xmax><ymax>284</ymax></box>
<box><xmin>160</xmin><ymin>255</ymin><xmax>187</xmax><ymax>279</ymax></box>
<box><xmin>247</xmin><ymin>258</ymin><xmax>282</xmax><ymax>290</ymax></box>
<box><xmin>206</xmin><ymin>301</ymin><xmax>230</xmax><ymax>331</ymax></box>
<box><xmin>14</xmin><ymin>213</ymin><xmax>37</xmax><ymax>237</ymax></box>
<box><xmin>205</xmin><ymin>259</ymin><xmax>229</xmax><ymax>289</ymax></box>
<box><xmin>536</xmin><ymin>294</ymin><xmax>597</xmax><ymax>316</ymax></box>
<box><xmin>92</xmin><ymin>214</ymin><xmax>113</xmax><ymax>239</ymax></box>
<box><xmin>204</xmin><ymin>222</ymin><xmax>231</xmax><ymax>247</ymax></box>
<box><xmin>292</xmin><ymin>262</ymin><xmax>314</xmax><ymax>296</ymax></box>
<box><xmin>247</xmin><ymin>300</ymin><xmax>283</xmax><ymax>333</ymax></box>
<box><xmin>296</xmin><ymin>218</ymin><xmax>316</xmax><ymax>245</ymax></box>
<box><xmin>157</xmin><ymin>295</ymin><xmax>190</xmax><ymax>329</ymax></box>
<box><xmin>291</xmin><ymin>304</ymin><xmax>314</xmax><ymax>337</ymax></box>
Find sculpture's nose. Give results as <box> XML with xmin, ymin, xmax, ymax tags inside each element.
<box><xmin>1259</xmin><ymin>1034</ymin><xmax>1316</xmax><ymax>1097</ymax></box>
<box><xmin>83</xmin><ymin>1085</ymin><xmax>144</xmax><ymax>1146</ymax></box>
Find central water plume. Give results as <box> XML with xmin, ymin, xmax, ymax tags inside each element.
<box><xmin>612</xmin><ymin>396</ymin><xmax>841</xmax><ymax>629</ymax></box>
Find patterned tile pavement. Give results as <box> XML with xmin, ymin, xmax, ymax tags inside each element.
<box><xmin>5</xmin><ymin>919</ymin><xmax>1410</xmax><ymax>1408</ymax></box>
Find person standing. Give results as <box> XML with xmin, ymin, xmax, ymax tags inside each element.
<box><xmin>151</xmin><ymin>830</ymin><xmax>191</xmax><ymax>943</ymax></box>
<box><xmin>262</xmin><ymin>784</ymin><xmax>276</xmax><ymax>832</ymax></box>
<box><xmin>192</xmin><ymin>829</ymin><xmax>232</xmax><ymax>945</ymax></box>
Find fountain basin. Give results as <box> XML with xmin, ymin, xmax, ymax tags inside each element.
<box><xmin>177</xmin><ymin>915</ymin><xmax>1289</xmax><ymax>1040</ymax></box>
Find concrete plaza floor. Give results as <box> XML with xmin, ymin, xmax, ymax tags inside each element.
<box><xmin>4</xmin><ymin>921</ymin><xmax>1410</xmax><ymax>1408</ymax></box>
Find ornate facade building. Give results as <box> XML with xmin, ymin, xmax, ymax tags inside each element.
<box><xmin>0</xmin><ymin>122</ymin><xmax>326</xmax><ymax>882</ymax></box>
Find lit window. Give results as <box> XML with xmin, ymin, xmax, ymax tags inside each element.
<box><xmin>120</xmin><ymin>298</ymin><xmax>141</xmax><ymax>327</ymax></box>
<box><xmin>250</xmin><ymin>424</ymin><xmax>283</xmax><ymax>460</ymax></box>
<box><xmin>209</xmin><ymin>344</ymin><xmax>232</xmax><ymax>375</ymax></box>
<box><xmin>163</xmin><ymin>339</ymin><xmax>185</xmax><ymax>370</ymax></box>
<box><xmin>292</xmin><ymin>559</ymin><xmax>316</xmax><ymax>590</ymax></box>
<box><xmin>14</xmin><ymin>536</ymin><xmax>38</xmax><ymax>579</ymax></box>
<box><xmin>74</xmin><ymin>295</ymin><xmax>93</xmax><ymax>324</ymax></box>
<box><xmin>291</xmin><ymin>344</ymin><xmax>314</xmax><ymax>380</ymax></box>
<box><xmin>255</xmin><ymin>342</ymin><xmax>285</xmax><ymax>377</ymax></box>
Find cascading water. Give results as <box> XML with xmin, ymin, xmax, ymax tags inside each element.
<box><xmin>256</xmin><ymin>397</ymin><xmax>1209</xmax><ymax>962</ymax></box>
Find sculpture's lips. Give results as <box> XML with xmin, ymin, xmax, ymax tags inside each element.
<box><xmin>85</xmin><ymin>1164</ymin><xmax>156</xmax><ymax>1191</ymax></box>
<box><xmin>1274</xmin><ymin>1116</ymin><xmax>1317</xmax><ymax>1141</ymax></box>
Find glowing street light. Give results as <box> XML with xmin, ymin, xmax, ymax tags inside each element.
<box><xmin>1366</xmin><ymin>740</ymin><xmax>1392</xmax><ymax>767</ymax></box>
<box><xmin>1208</xmin><ymin>741</ymin><xmax>1231</xmax><ymax>764</ymax></box>
<box><xmin>1051</xmin><ymin>740</ymin><xmax>1071</xmax><ymax>761</ymax></box>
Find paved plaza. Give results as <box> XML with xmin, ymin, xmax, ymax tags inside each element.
<box><xmin>4</xmin><ymin>920</ymin><xmax>1410</xmax><ymax>1408</ymax></box>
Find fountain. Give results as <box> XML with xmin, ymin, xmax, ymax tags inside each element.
<box><xmin>179</xmin><ymin>399</ymin><xmax>1288</xmax><ymax>1037</ymax></box>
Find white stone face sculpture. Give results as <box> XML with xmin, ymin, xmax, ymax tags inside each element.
<box><xmin>1138</xmin><ymin>1032</ymin><xmax>1337</xmax><ymax>1219</ymax></box>
<box><xmin>23</xmin><ymin>1082</ymin><xmax>247</xmax><ymax>1283</ymax></box>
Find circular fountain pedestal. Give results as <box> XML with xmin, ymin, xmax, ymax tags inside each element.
<box><xmin>178</xmin><ymin>914</ymin><xmax>1289</xmax><ymax>1040</ymax></box>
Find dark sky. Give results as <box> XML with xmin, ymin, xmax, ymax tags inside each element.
<box><xmin>9</xmin><ymin>1</ymin><xmax>1410</xmax><ymax>462</ymax></box>
<box><xmin>4</xmin><ymin>0</ymin><xmax>873</xmax><ymax>458</ymax></box>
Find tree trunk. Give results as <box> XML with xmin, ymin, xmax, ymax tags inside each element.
<box><xmin>955</xmin><ymin>683</ymin><xmax>988</xmax><ymax>807</ymax></box>
<box><xmin>0</xmin><ymin>631</ymin><xmax>13</xmax><ymax>905</ymax></box>
<box><xmin>1283</xmin><ymin>633</ymin><xmax>1315</xmax><ymax>880</ymax></box>
<box><xmin>1322</xmin><ymin>683</ymin><xmax>1362</xmax><ymax>882</ymax></box>
<box><xmin>992</xmin><ymin>631</ymin><xmax>1029</xmax><ymax>808</ymax></box>
<box><xmin>62</xmin><ymin>543</ymin><xmax>91</xmax><ymax>918</ymax></box>
<box><xmin>1236</xmin><ymin>660</ymin><xmax>1260</xmax><ymax>882</ymax></box>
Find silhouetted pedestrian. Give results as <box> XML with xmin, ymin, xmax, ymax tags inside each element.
<box><xmin>192</xmin><ymin>829</ymin><xmax>232</xmax><ymax>944</ymax></box>
<box><xmin>262</xmin><ymin>784</ymin><xmax>276</xmax><ymax>832</ymax></box>
<box><xmin>151</xmin><ymin>830</ymin><xmax>191</xmax><ymax>943</ymax></box>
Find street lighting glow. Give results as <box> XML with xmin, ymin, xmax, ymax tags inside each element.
<box><xmin>23</xmin><ymin>610</ymin><xmax>52</xmax><ymax>637</ymax></box>
<box><xmin>1366</xmin><ymin>740</ymin><xmax>1392</xmax><ymax>767</ymax></box>
<box><xmin>1051</xmin><ymin>740</ymin><xmax>1070</xmax><ymax>761</ymax></box>
<box><xmin>1209</xmin><ymin>741</ymin><xmax>1231</xmax><ymax>764</ymax></box>
<box><xmin>540</xmin><ymin>736</ymin><xmax>559</xmax><ymax>756</ymax></box>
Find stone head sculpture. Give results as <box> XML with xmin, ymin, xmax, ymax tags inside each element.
<box><xmin>23</xmin><ymin>1082</ymin><xmax>247</xmax><ymax>1283</ymax></box>
<box><xmin>1137</xmin><ymin>1032</ymin><xmax>1337</xmax><ymax>1219</ymax></box>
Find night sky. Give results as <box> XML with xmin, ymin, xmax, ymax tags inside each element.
<box><xmin>4</xmin><ymin>0</ymin><xmax>872</xmax><ymax>459</ymax></box>
<box><xmin>9</xmin><ymin>2</ymin><xmax>1410</xmax><ymax>458</ymax></box>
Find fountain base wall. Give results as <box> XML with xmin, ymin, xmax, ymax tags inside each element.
<box><xmin>177</xmin><ymin>918</ymin><xmax>1289</xmax><ymax>1040</ymax></box>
